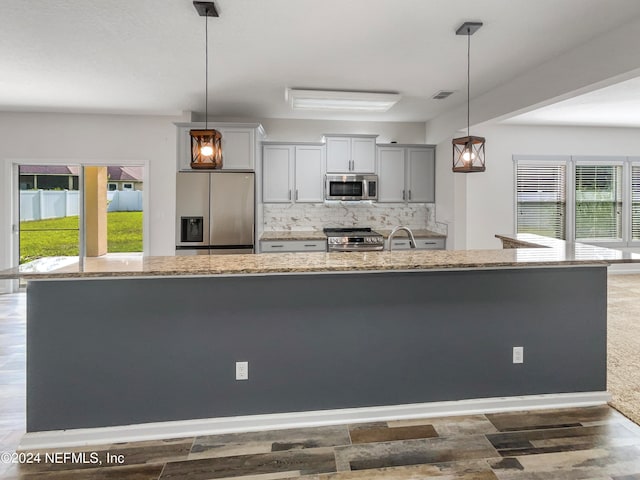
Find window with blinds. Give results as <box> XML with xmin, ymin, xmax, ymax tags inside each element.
<box><xmin>516</xmin><ymin>164</ymin><xmax>566</xmax><ymax>239</ymax></box>
<box><xmin>575</xmin><ymin>165</ymin><xmax>623</xmax><ymax>241</ymax></box>
<box><xmin>632</xmin><ymin>165</ymin><xmax>640</xmax><ymax>241</ymax></box>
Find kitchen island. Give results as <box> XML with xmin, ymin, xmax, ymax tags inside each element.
<box><xmin>2</xmin><ymin>238</ymin><xmax>638</xmax><ymax>448</ymax></box>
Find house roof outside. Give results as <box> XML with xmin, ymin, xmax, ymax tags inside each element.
<box><xmin>19</xmin><ymin>166</ymin><xmax>143</xmax><ymax>182</ymax></box>
<box><xmin>19</xmin><ymin>165</ymin><xmax>80</xmax><ymax>176</ymax></box>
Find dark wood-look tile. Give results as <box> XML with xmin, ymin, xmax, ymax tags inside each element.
<box><xmin>334</xmin><ymin>435</ymin><xmax>499</xmax><ymax>471</ymax></box>
<box><xmin>489</xmin><ymin>457</ymin><xmax>525</xmax><ymax>471</ymax></box>
<box><xmin>160</xmin><ymin>448</ymin><xmax>336</xmax><ymax>479</ymax></box>
<box><xmin>190</xmin><ymin>425</ymin><xmax>350</xmax><ymax>459</ymax></box>
<box><xmin>348</xmin><ymin>422</ymin><xmax>438</xmax><ymax>444</ymax></box>
<box><xmin>486</xmin><ymin>406</ymin><xmax>613</xmax><ymax>432</ymax></box>
<box><xmin>17</xmin><ymin>437</ymin><xmax>193</xmax><ymax>473</ymax></box>
<box><xmin>487</xmin><ymin>423</ymin><xmax>640</xmax><ymax>457</ymax></box>
<box><xmin>388</xmin><ymin>414</ymin><xmax>499</xmax><ymax>437</ymax></box>
<box><xmin>492</xmin><ymin>445</ymin><xmax>640</xmax><ymax>479</ymax></box>
<box><xmin>314</xmin><ymin>459</ymin><xmax>499</xmax><ymax>479</ymax></box>
<box><xmin>7</xmin><ymin>464</ymin><xmax>164</xmax><ymax>479</ymax></box>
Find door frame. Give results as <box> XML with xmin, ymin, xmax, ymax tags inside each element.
<box><xmin>7</xmin><ymin>158</ymin><xmax>150</xmax><ymax>292</ymax></box>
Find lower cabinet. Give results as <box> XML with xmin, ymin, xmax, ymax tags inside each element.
<box><xmin>260</xmin><ymin>240</ymin><xmax>327</xmax><ymax>253</ymax></box>
<box><xmin>386</xmin><ymin>238</ymin><xmax>446</xmax><ymax>250</ymax></box>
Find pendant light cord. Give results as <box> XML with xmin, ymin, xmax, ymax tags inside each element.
<box><xmin>467</xmin><ymin>27</ymin><xmax>470</xmax><ymax>137</ymax></box>
<box><xmin>205</xmin><ymin>10</ymin><xmax>209</xmax><ymax>131</ymax></box>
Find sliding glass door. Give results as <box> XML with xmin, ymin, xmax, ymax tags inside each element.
<box><xmin>17</xmin><ymin>163</ymin><xmax>143</xmax><ymax>268</ymax></box>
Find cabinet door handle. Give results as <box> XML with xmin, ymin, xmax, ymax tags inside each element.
<box><xmin>272</xmin><ymin>244</ymin><xmax>284</xmax><ymax>248</ymax></box>
<box><xmin>295</xmin><ymin>190</ymin><xmax>299</xmax><ymax>201</ymax></box>
<box><xmin>288</xmin><ymin>190</ymin><xmax>291</xmax><ymax>200</ymax></box>
<box><xmin>408</xmin><ymin>190</ymin><xmax>412</xmax><ymax>200</ymax></box>
<box><xmin>304</xmin><ymin>244</ymin><xmax>317</xmax><ymax>247</ymax></box>
<box><xmin>402</xmin><ymin>190</ymin><xmax>406</xmax><ymax>201</ymax></box>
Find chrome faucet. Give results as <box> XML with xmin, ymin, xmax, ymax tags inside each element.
<box><xmin>388</xmin><ymin>226</ymin><xmax>417</xmax><ymax>251</ymax></box>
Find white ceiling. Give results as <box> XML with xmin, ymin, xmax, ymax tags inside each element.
<box><xmin>3</xmin><ymin>0</ymin><xmax>640</xmax><ymax>122</ymax></box>
<box><xmin>504</xmin><ymin>76</ymin><xmax>640</xmax><ymax>128</ymax></box>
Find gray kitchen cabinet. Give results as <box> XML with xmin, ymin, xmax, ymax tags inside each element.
<box><xmin>260</xmin><ymin>240</ymin><xmax>327</xmax><ymax>252</ymax></box>
<box><xmin>262</xmin><ymin>145</ymin><xmax>293</xmax><ymax>203</ymax></box>
<box><xmin>262</xmin><ymin>143</ymin><xmax>324</xmax><ymax>203</ymax></box>
<box><xmin>377</xmin><ymin>146</ymin><xmax>406</xmax><ymax>202</ymax></box>
<box><xmin>385</xmin><ymin>237</ymin><xmax>446</xmax><ymax>250</ymax></box>
<box><xmin>325</xmin><ymin>135</ymin><xmax>377</xmax><ymax>173</ymax></box>
<box><xmin>407</xmin><ymin>147</ymin><xmax>435</xmax><ymax>202</ymax></box>
<box><xmin>294</xmin><ymin>145</ymin><xmax>324</xmax><ymax>202</ymax></box>
<box><xmin>377</xmin><ymin>144</ymin><xmax>435</xmax><ymax>203</ymax></box>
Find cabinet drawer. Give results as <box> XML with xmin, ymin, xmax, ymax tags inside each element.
<box><xmin>415</xmin><ymin>238</ymin><xmax>445</xmax><ymax>250</ymax></box>
<box><xmin>389</xmin><ymin>239</ymin><xmax>413</xmax><ymax>250</ymax></box>
<box><xmin>260</xmin><ymin>240</ymin><xmax>327</xmax><ymax>253</ymax></box>
<box><xmin>387</xmin><ymin>238</ymin><xmax>446</xmax><ymax>250</ymax></box>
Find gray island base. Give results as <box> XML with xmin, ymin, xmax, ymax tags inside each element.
<box><xmin>27</xmin><ymin>266</ymin><xmax>606</xmax><ymax>435</ymax></box>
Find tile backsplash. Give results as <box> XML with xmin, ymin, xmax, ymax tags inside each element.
<box><xmin>263</xmin><ymin>203</ymin><xmax>447</xmax><ymax>234</ymax></box>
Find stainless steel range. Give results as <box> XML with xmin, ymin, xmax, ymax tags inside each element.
<box><xmin>323</xmin><ymin>227</ymin><xmax>384</xmax><ymax>252</ymax></box>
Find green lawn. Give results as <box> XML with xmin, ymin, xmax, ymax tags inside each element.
<box><xmin>20</xmin><ymin>212</ymin><xmax>142</xmax><ymax>264</ymax></box>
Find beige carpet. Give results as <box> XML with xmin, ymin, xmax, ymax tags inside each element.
<box><xmin>608</xmin><ymin>273</ymin><xmax>640</xmax><ymax>425</ymax></box>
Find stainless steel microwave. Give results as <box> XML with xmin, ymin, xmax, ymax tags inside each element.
<box><xmin>325</xmin><ymin>174</ymin><xmax>378</xmax><ymax>201</ymax></box>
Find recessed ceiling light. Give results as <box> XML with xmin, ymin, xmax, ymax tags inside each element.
<box><xmin>285</xmin><ymin>89</ymin><xmax>400</xmax><ymax>112</ymax></box>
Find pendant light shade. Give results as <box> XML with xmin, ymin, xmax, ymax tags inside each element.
<box><xmin>190</xmin><ymin>1</ymin><xmax>223</xmax><ymax>170</ymax></box>
<box><xmin>190</xmin><ymin>129</ymin><xmax>222</xmax><ymax>169</ymax></box>
<box><xmin>452</xmin><ymin>135</ymin><xmax>485</xmax><ymax>173</ymax></box>
<box><xmin>452</xmin><ymin>21</ymin><xmax>485</xmax><ymax>173</ymax></box>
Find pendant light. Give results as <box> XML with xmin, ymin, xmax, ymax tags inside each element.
<box><xmin>452</xmin><ymin>21</ymin><xmax>485</xmax><ymax>173</ymax></box>
<box><xmin>190</xmin><ymin>1</ymin><xmax>223</xmax><ymax>169</ymax></box>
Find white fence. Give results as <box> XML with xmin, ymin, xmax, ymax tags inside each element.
<box><xmin>20</xmin><ymin>190</ymin><xmax>142</xmax><ymax>221</ymax></box>
<box><xmin>106</xmin><ymin>190</ymin><xmax>143</xmax><ymax>212</ymax></box>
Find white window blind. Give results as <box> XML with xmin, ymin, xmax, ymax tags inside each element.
<box><xmin>632</xmin><ymin>165</ymin><xmax>640</xmax><ymax>240</ymax></box>
<box><xmin>516</xmin><ymin>164</ymin><xmax>566</xmax><ymax>239</ymax></box>
<box><xmin>575</xmin><ymin>165</ymin><xmax>623</xmax><ymax>241</ymax></box>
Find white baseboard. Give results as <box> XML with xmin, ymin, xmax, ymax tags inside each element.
<box><xmin>18</xmin><ymin>391</ymin><xmax>610</xmax><ymax>450</ymax></box>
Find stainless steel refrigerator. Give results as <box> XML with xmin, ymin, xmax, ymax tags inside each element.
<box><xmin>175</xmin><ymin>172</ymin><xmax>255</xmax><ymax>255</ymax></box>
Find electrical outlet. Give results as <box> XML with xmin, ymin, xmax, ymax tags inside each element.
<box><xmin>513</xmin><ymin>346</ymin><xmax>524</xmax><ymax>364</ymax></box>
<box><xmin>235</xmin><ymin>361</ymin><xmax>248</xmax><ymax>380</ymax></box>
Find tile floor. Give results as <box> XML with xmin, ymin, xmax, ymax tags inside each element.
<box><xmin>2</xmin><ymin>292</ymin><xmax>640</xmax><ymax>479</ymax></box>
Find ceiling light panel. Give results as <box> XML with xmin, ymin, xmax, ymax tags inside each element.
<box><xmin>285</xmin><ymin>89</ymin><xmax>400</xmax><ymax>112</ymax></box>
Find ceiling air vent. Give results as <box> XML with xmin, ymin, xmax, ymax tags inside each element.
<box><xmin>432</xmin><ymin>90</ymin><xmax>455</xmax><ymax>100</ymax></box>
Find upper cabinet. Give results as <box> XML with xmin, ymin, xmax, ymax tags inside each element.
<box><xmin>176</xmin><ymin>122</ymin><xmax>265</xmax><ymax>172</ymax></box>
<box><xmin>407</xmin><ymin>147</ymin><xmax>435</xmax><ymax>202</ymax></box>
<box><xmin>325</xmin><ymin>135</ymin><xmax>377</xmax><ymax>173</ymax></box>
<box><xmin>263</xmin><ymin>143</ymin><xmax>324</xmax><ymax>203</ymax></box>
<box><xmin>377</xmin><ymin>147</ymin><xmax>406</xmax><ymax>202</ymax></box>
<box><xmin>263</xmin><ymin>145</ymin><xmax>293</xmax><ymax>203</ymax></box>
<box><xmin>377</xmin><ymin>145</ymin><xmax>435</xmax><ymax>203</ymax></box>
<box><xmin>294</xmin><ymin>145</ymin><xmax>324</xmax><ymax>202</ymax></box>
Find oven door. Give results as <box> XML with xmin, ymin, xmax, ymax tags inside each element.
<box><xmin>325</xmin><ymin>175</ymin><xmax>366</xmax><ymax>201</ymax></box>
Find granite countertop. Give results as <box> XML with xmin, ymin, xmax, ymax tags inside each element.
<box><xmin>1</xmin><ymin>233</ymin><xmax>639</xmax><ymax>280</ymax></box>
<box><xmin>259</xmin><ymin>231</ymin><xmax>326</xmax><ymax>241</ymax></box>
